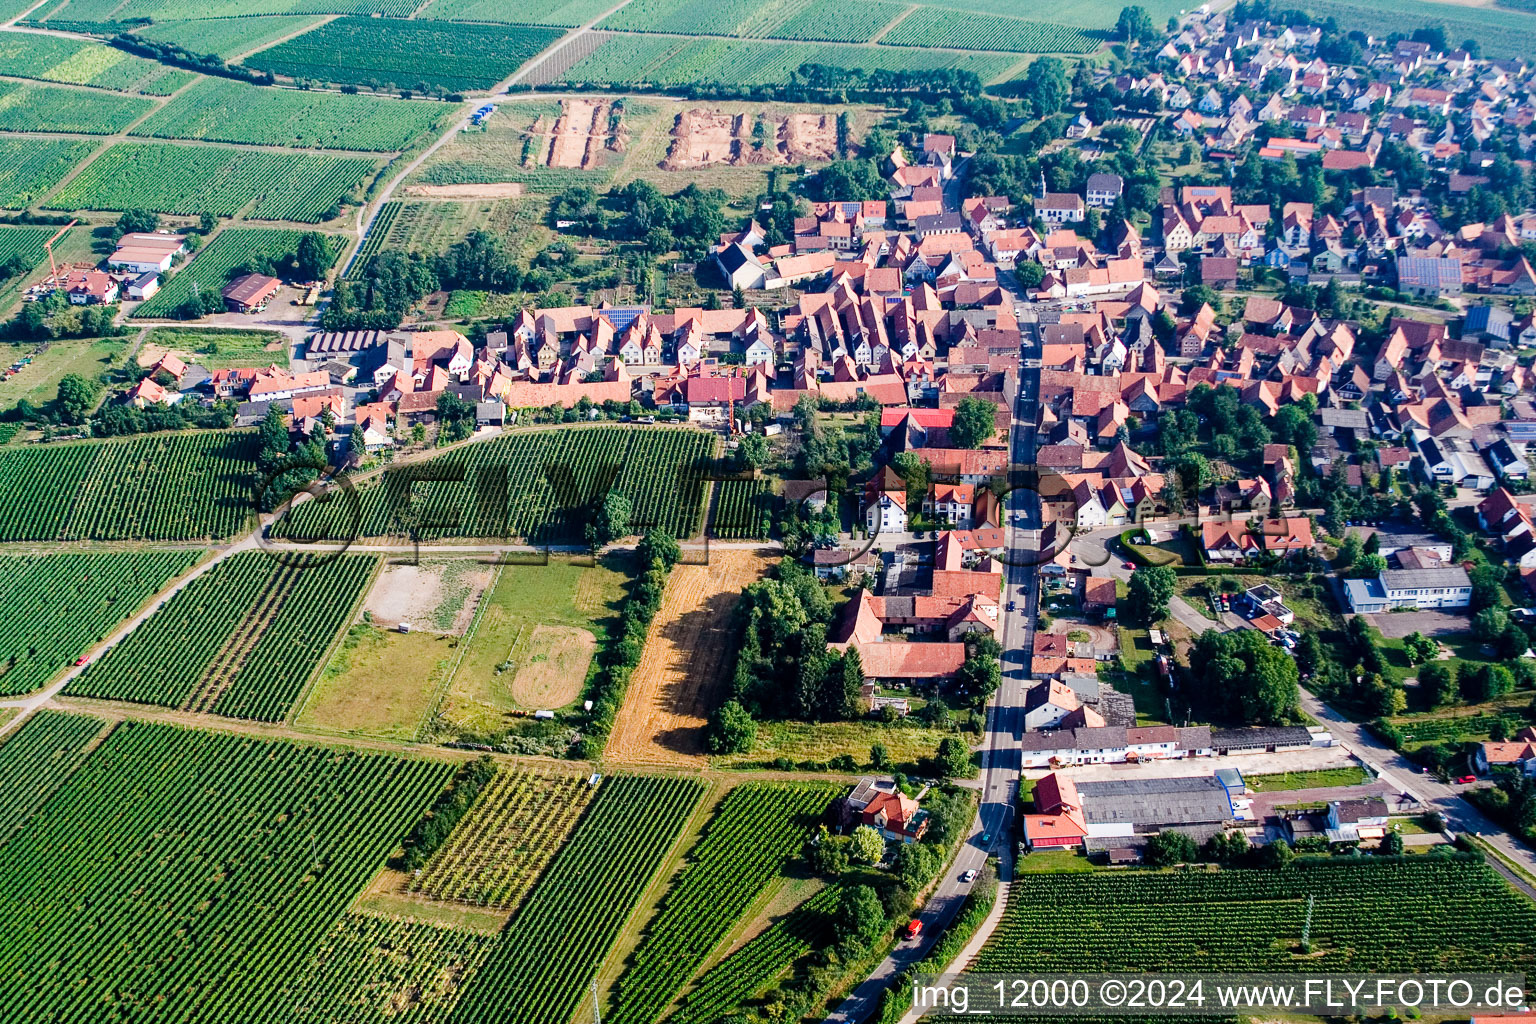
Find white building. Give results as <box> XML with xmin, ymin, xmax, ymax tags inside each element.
<box><xmin>864</xmin><ymin>490</ymin><xmax>908</xmax><ymax>533</ymax></box>
<box><xmin>1342</xmin><ymin>567</ymin><xmax>1473</xmax><ymax>613</ymax></box>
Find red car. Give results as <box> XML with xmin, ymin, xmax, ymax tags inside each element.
<box><xmin>74</xmin><ymin>657</ymin><xmax>86</xmax><ymax>666</ymax></box>
<box><xmin>1456</xmin><ymin>775</ymin><xmax>1477</xmax><ymax>784</ymax></box>
<box><xmin>1122</xmin><ymin>561</ymin><xmax>1136</xmax><ymax>569</ymax></box>
<box><xmin>906</xmin><ymin>919</ymin><xmax>923</xmax><ymax>939</ymax></box>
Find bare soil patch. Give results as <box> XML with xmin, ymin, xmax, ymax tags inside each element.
<box><xmin>605</xmin><ymin>549</ymin><xmax>771</xmax><ymax>766</ymax></box>
<box><xmin>509</xmin><ymin>623</ymin><xmax>595</xmax><ymax>709</ymax></box>
<box><xmin>524</xmin><ymin>97</ymin><xmax>627</xmax><ymax>171</ymax></box>
<box><xmin>364</xmin><ymin>561</ymin><xmax>494</xmax><ymax>635</ymax></box>
<box><xmin>403</xmin><ymin>183</ymin><xmax>525</xmax><ymax>199</ymax></box>
<box><xmin>661</xmin><ymin>109</ymin><xmax>837</xmax><ymax>170</ymax></box>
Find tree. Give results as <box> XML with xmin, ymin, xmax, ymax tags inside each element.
<box><xmin>1145</xmin><ymin>830</ymin><xmax>1198</xmax><ymax>866</ymax></box>
<box><xmin>1380</xmin><ymin>829</ymin><xmax>1404</xmax><ymax>856</ymax></box>
<box><xmin>636</xmin><ymin>530</ymin><xmax>681</xmax><ymax>571</ymax></box>
<box><xmin>1354</xmin><ymin>553</ymin><xmax>1387</xmax><ymax>577</ymax></box>
<box><xmin>870</xmin><ymin>742</ymin><xmax>890</xmax><ymax>771</ymax></box>
<box><xmin>346</xmin><ymin>423</ymin><xmax>366</xmax><ymax>463</ymax></box>
<box><xmin>54</xmin><ymin>374</ymin><xmax>98</xmax><ymax>425</ymax></box>
<box><xmin>1264</xmin><ymin>838</ymin><xmax>1296</xmax><ymax>869</ymax></box>
<box><xmin>1126</xmin><ymin>565</ymin><xmax>1176</xmax><ymax>625</ymax></box>
<box><xmin>114</xmin><ymin>208</ymin><xmax>159</xmax><ymax>239</ymax></box>
<box><xmin>1116</xmin><ymin>4</ymin><xmax>1157</xmax><ymax>45</ymax></box>
<box><xmin>1024</xmin><ymin>57</ymin><xmax>1069</xmax><ymax>117</ymax></box>
<box><xmin>1337</xmin><ymin>534</ymin><xmax>1363</xmax><ymax>571</ymax></box>
<box><xmin>294</xmin><ymin>232</ymin><xmax>334</xmax><ymax>282</ymax></box>
<box><xmin>1185</xmin><ymin>628</ymin><xmax>1300</xmax><ymax>725</ymax></box>
<box><xmin>808</xmin><ymin>826</ymin><xmax>850</xmax><ymax>876</ymax></box>
<box><xmin>1402</xmin><ymin>632</ymin><xmax>1438</xmax><ymax>665</ymax></box>
<box><xmin>849</xmin><ymin>824</ymin><xmax>885</xmax><ymax>865</ymax></box>
<box><xmin>707</xmin><ymin>700</ymin><xmax>756</xmax><ymax>754</ymax></box>
<box><xmin>1013</xmin><ymin>261</ymin><xmax>1046</xmax><ymax>289</ymax></box>
<box><xmin>934</xmin><ymin>737</ymin><xmax>972</xmax><ymax>780</ymax></box>
<box><xmin>834</xmin><ymin>884</ymin><xmax>886</xmax><ymax>951</ymax></box>
<box><xmin>733</xmin><ymin>432</ymin><xmax>769</xmax><ymax>470</ymax></box>
<box><xmin>1419</xmin><ymin>662</ymin><xmax>1456</xmax><ymax>709</ymax></box>
<box><xmin>1473</xmin><ymin>606</ymin><xmax>1509</xmax><ymax>644</ymax></box>
<box><xmin>893</xmin><ymin>841</ymin><xmax>940</xmax><ymax>892</ymax></box>
<box><xmin>586</xmin><ymin>490</ymin><xmax>632</xmax><ymax>548</ymax></box>
<box><xmin>949</xmin><ymin>396</ymin><xmax>996</xmax><ymax>449</ymax></box>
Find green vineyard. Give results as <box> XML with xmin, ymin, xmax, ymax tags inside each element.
<box><xmin>608</xmin><ymin>781</ymin><xmax>838</xmax><ymax>1024</ymax></box>
<box><xmin>452</xmin><ymin>774</ymin><xmax>706</xmax><ymax>1024</ymax></box>
<box><xmin>975</xmin><ymin>859</ymin><xmax>1536</xmax><ymax>974</ymax></box>
<box><xmin>416</xmin><ymin>0</ymin><xmax>617</xmax><ymax>26</ymax></box>
<box><xmin>46</xmin><ymin>141</ymin><xmax>377</xmax><ymax>222</ymax></box>
<box><xmin>0</xmin><ymin>138</ymin><xmax>94</xmax><ymax>210</ymax></box>
<box><xmin>712</xmin><ymin>477</ymin><xmax>772</xmax><ymax>540</ymax></box>
<box><xmin>0</xmin><ymin>225</ymin><xmax>66</xmax><ymax>274</ymax></box>
<box><xmin>134</xmin><ymin>227</ymin><xmax>340</xmax><ymax>318</ymax></box>
<box><xmin>273</xmin><ymin>426</ymin><xmax>716</xmax><ymax>543</ymax></box>
<box><xmin>0</xmin><ymin>721</ymin><xmax>452</xmax><ymax>1023</ymax></box>
<box><xmin>406</xmin><ymin>765</ymin><xmax>598</xmax><ymax>909</ymax></box>
<box><xmin>0</xmin><ymin>711</ymin><xmax>105</xmax><ymax>836</ymax></box>
<box><xmin>70</xmin><ymin>551</ymin><xmax>377</xmax><ymax>722</ymax></box>
<box><xmin>133</xmin><ymin>77</ymin><xmax>449</xmax><ymax>152</ymax></box>
<box><xmin>246</xmin><ymin>17</ymin><xmax>565</xmax><ymax>92</ymax></box>
<box><xmin>880</xmin><ymin>9</ymin><xmax>1100</xmax><ymax>53</ymax></box>
<box><xmin>0</xmin><ymin>431</ymin><xmax>259</xmax><ymax>541</ymax></box>
<box><xmin>0</xmin><ymin>79</ymin><xmax>153</xmax><ymax>134</ymax></box>
<box><xmin>0</xmin><ymin>32</ymin><xmax>170</xmax><ymax>91</ymax></box>
<box><xmin>667</xmin><ymin>885</ymin><xmax>839</xmax><ymax>1024</ymax></box>
<box><xmin>131</xmin><ymin>15</ymin><xmax>330</xmax><ymax>60</ymax></box>
<box><xmin>0</xmin><ymin>552</ymin><xmax>200</xmax><ymax>696</ymax></box>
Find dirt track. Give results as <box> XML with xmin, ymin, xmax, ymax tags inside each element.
<box><xmin>603</xmin><ymin>549</ymin><xmax>770</xmax><ymax>766</ymax></box>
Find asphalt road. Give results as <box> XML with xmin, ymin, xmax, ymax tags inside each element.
<box><xmin>822</xmin><ymin>307</ymin><xmax>1041</xmax><ymax>1024</ymax></box>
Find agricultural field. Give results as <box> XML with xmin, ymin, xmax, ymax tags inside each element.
<box><xmin>131</xmin><ymin>15</ymin><xmax>331</xmax><ymax>59</ymax></box>
<box><xmin>0</xmin><ymin>226</ymin><xmax>62</xmax><ymax>277</ymax></box>
<box><xmin>274</xmin><ymin>425</ymin><xmax>716</xmax><ymax>544</ymax></box>
<box><xmin>288</xmin><ymin>913</ymin><xmax>491</xmax><ymax>1024</ymax></box>
<box><xmin>0</xmin><ymin>430</ymin><xmax>259</xmax><ymax>541</ymax></box>
<box><xmin>975</xmin><ymin>859</ymin><xmax>1536</xmax><ymax>974</ymax></box>
<box><xmin>559</xmin><ymin>36</ymin><xmax>1025</xmax><ymax>88</ymax></box>
<box><xmin>910</xmin><ymin>0</ymin><xmax>1184</xmax><ymax>27</ymax></box>
<box><xmin>607</xmin><ymin>781</ymin><xmax>838</xmax><ymax>1024</ymax></box>
<box><xmin>668</xmin><ymin>885</ymin><xmax>838</xmax><ymax>1024</ymax></box>
<box><xmin>0</xmin><ymin>711</ymin><xmax>106</xmax><ymax>837</ymax></box>
<box><xmin>759</xmin><ymin>0</ymin><xmax>909</xmax><ymax>42</ymax></box>
<box><xmin>375</xmin><ymin>197</ymin><xmax>529</xmax><ymax>256</ymax></box>
<box><xmin>0</xmin><ymin>32</ymin><xmax>174</xmax><ymax>92</ymax></box>
<box><xmin>46</xmin><ymin>142</ymin><xmax>378</xmax><ymax>222</ymax></box>
<box><xmin>601</xmin><ymin>0</ymin><xmax>785</xmax><ymax>35</ymax></box>
<box><xmin>0</xmin><ymin>79</ymin><xmax>154</xmax><ymax>134</ymax></box>
<box><xmin>439</xmin><ymin>556</ymin><xmax>626</xmax><ymax>737</ymax></box>
<box><xmin>713</xmin><ymin>477</ymin><xmax>772</xmax><ymax>539</ymax></box>
<box><xmin>0</xmin><ymin>337</ymin><xmax>119</xmax><ymax>414</ymax></box>
<box><xmin>134</xmin><ymin>227</ymin><xmax>340</xmax><ymax>318</ymax></box>
<box><xmin>0</xmin><ymin>552</ymin><xmax>200</xmax><ymax>696</ymax></box>
<box><xmin>245</xmin><ymin>17</ymin><xmax>566</xmax><ymax>93</ymax></box>
<box><xmin>138</xmin><ymin>326</ymin><xmax>289</xmax><ymax>369</ymax></box>
<box><xmin>880</xmin><ymin>9</ymin><xmax>1100</xmax><ymax>52</ymax></box>
<box><xmin>607</xmin><ymin>549</ymin><xmax>770</xmax><ymax>765</ymax></box>
<box><xmin>69</xmin><ymin>551</ymin><xmax>377</xmax><ymax>722</ymax></box>
<box><xmin>0</xmin><ymin>138</ymin><xmax>95</xmax><ymax>210</ymax></box>
<box><xmin>296</xmin><ymin>623</ymin><xmax>463</xmax><ymax>740</ymax></box>
<box><xmin>1284</xmin><ymin>0</ymin><xmax>1536</xmax><ymax>60</ymax></box>
<box><xmin>405</xmin><ymin>765</ymin><xmax>597</xmax><ymax>909</ymax></box>
<box><xmin>417</xmin><ymin>0</ymin><xmax>616</xmax><ymax>25</ymax></box>
<box><xmin>451</xmin><ymin>774</ymin><xmax>707</xmax><ymax>1024</ymax></box>
<box><xmin>35</xmin><ymin>0</ymin><xmax>422</xmax><ymax>18</ymax></box>
<box><xmin>132</xmin><ymin>78</ymin><xmax>449</xmax><ymax>151</ymax></box>
<box><xmin>711</xmin><ymin>717</ymin><xmax>948</xmax><ymax>770</ymax></box>
<box><xmin>0</xmin><ymin>720</ymin><xmax>452</xmax><ymax>1022</ymax></box>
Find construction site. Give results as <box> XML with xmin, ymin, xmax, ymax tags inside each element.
<box><xmin>524</xmin><ymin>97</ymin><xmax>628</xmax><ymax>171</ymax></box>
<box><xmin>660</xmin><ymin>109</ymin><xmax>839</xmax><ymax>170</ymax></box>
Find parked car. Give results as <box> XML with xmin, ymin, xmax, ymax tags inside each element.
<box><xmin>1007</xmin><ymin>600</ymin><xmax>1016</xmax><ymax>611</ymax></box>
<box><xmin>1456</xmin><ymin>775</ymin><xmax>1477</xmax><ymax>784</ymax></box>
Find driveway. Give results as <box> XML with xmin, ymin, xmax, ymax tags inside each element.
<box><xmin>1043</xmin><ymin>744</ymin><xmax>1359</xmax><ymax>784</ymax></box>
<box><xmin>1367</xmin><ymin>609</ymin><xmax>1475</xmax><ymax>639</ymax></box>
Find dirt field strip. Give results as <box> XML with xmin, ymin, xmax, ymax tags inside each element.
<box><xmin>524</xmin><ymin>97</ymin><xmax>627</xmax><ymax>170</ymax></box>
<box><xmin>661</xmin><ymin>108</ymin><xmax>836</xmax><ymax>170</ymax></box>
<box><xmin>603</xmin><ymin>549</ymin><xmax>772</xmax><ymax>766</ymax></box>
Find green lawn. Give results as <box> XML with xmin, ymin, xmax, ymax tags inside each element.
<box><xmin>1246</xmin><ymin>766</ymin><xmax>1370</xmax><ymax>792</ymax></box>
<box><xmin>140</xmin><ymin>327</ymin><xmax>289</xmax><ymax>370</ymax></box>
<box><xmin>710</xmin><ymin>718</ymin><xmax>952</xmax><ymax>771</ymax></box>
<box><xmin>1016</xmin><ymin>849</ymin><xmax>1095</xmax><ymax>873</ymax></box>
<box><xmin>0</xmin><ymin>337</ymin><xmax>122</xmax><ymax>415</ymax></box>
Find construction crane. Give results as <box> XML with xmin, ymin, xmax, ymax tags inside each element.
<box><xmin>43</xmin><ymin>219</ymin><xmax>77</xmax><ymax>284</ymax></box>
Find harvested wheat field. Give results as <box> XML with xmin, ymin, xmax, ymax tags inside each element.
<box><xmin>604</xmin><ymin>549</ymin><xmax>771</xmax><ymax>765</ymax></box>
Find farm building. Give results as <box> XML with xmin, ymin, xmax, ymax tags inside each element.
<box><xmin>223</xmin><ymin>273</ymin><xmax>282</xmax><ymax>314</ymax></box>
<box><xmin>1208</xmin><ymin>725</ymin><xmax>1320</xmax><ymax>754</ymax></box>
<box><xmin>1022</xmin><ymin>771</ymin><xmax>1243</xmax><ymax>851</ymax></box>
<box><xmin>127</xmin><ymin>272</ymin><xmax>159</xmax><ymax>301</ymax></box>
<box><xmin>108</xmin><ymin>232</ymin><xmax>186</xmax><ymax>274</ymax></box>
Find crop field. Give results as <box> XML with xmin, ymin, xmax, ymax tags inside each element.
<box><xmin>712</xmin><ymin>477</ymin><xmax>772</xmax><ymax>539</ymax></box>
<box><xmin>881</xmin><ymin>9</ymin><xmax>1100</xmax><ymax>52</ymax></box>
<box><xmin>0</xmin><ymin>711</ymin><xmax>106</xmax><ymax>837</ymax></box>
<box><xmin>132</xmin><ymin>78</ymin><xmax>448</xmax><ymax>152</ymax></box>
<box><xmin>134</xmin><ymin>227</ymin><xmax>340</xmax><ymax>318</ymax></box>
<box><xmin>1283</xmin><ymin>0</ymin><xmax>1536</xmax><ymax>60</ymax></box>
<box><xmin>975</xmin><ymin>860</ymin><xmax>1536</xmax><ymax>974</ymax></box>
<box><xmin>46</xmin><ymin>142</ymin><xmax>378</xmax><ymax>222</ymax></box>
<box><xmin>289</xmin><ymin>913</ymin><xmax>491</xmax><ymax>1023</ymax></box>
<box><xmin>452</xmin><ymin>774</ymin><xmax>707</xmax><ymax>1024</ymax></box>
<box><xmin>70</xmin><ymin>551</ymin><xmax>377</xmax><ymax>722</ymax></box>
<box><xmin>274</xmin><ymin>426</ymin><xmax>715</xmax><ymax>544</ymax></box>
<box><xmin>602</xmin><ymin>0</ymin><xmax>780</xmax><ymax>35</ymax></box>
<box><xmin>607</xmin><ymin>549</ymin><xmax>769</xmax><ymax>765</ymax></box>
<box><xmin>668</xmin><ymin>885</ymin><xmax>838</xmax><ymax>1024</ymax></box>
<box><xmin>346</xmin><ymin>200</ymin><xmax>402</xmax><ymax>276</ymax></box>
<box><xmin>0</xmin><ymin>430</ymin><xmax>258</xmax><ymax>541</ymax></box>
<box><xmin>0</xmin><ymin>226</ymin><xmax>60</xmax><ymax>273</ymax></box>
<box><xmin>405</xmin><ymin>765</ymin><xmax>597</xmax><ymax>909</ymax></box>
<box><xmin>418</xmin><ymin>0</ymin><xmax>617</xmax><ymax>25</ymax></box>
<box><xmin>245</xmin><ymin>17</ymin><xmax>566</xmax><ymax>93</ymax></box>
<box><xmin>759</xmin><ymin>0</ymin><xmax>909</xmax><ymax>42</ymax></box>
<box><xmin>909</xmin><ymin>0</ymin><xmax>1184</xmax><ymax>27</ymax></box>
<box><xmin>132</xmin><ymin>15</ymin><xmax>330</xmax><ymax>59</ymax></box>
<box><xmin>559</xmin><ymin>37</ymin><xmax>1024</xmax><ymax>87</ymax></box>
<box><xmin>377</xmin><ymin>198</ymin><xmax>527</xmax><ymax>256</ymax></box>
<box><xmin>38</xmin><ymin>0</ymin><xmax>422</xmax><ymax>18</ymax></box>
<box><xmin>607</xmin><ymin>781</ymin><xmax>838</xmax><ymax>1024</ymax></box>
<box><xmin>0</xmin><ymin>721</ymin><xmax>452</xmax><ymax>1023</ymax></box>
<box><xmin>0</xmin><ymin>79</ymin><xmax>154</xmax><ymax>133</ymax></box>
<box><xmin>0</xmin><ymin>552</ymin><xmax>200</xmax><ymax>696</ymax></box>
<box><xmin>0</xmin><ymin>33</ymin><xmax>170</xmax><ymax>92</ymax></box>
<box><xmin>0</xmin><ymin>138</ymin><xmax>94</xmax><ymax>209</ymax></box>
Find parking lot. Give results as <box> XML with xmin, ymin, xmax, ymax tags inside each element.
<box><xmin>1367</xmin><ymin>609</ymin><xmax>1475</xmax><ymax>639</ymax></box>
